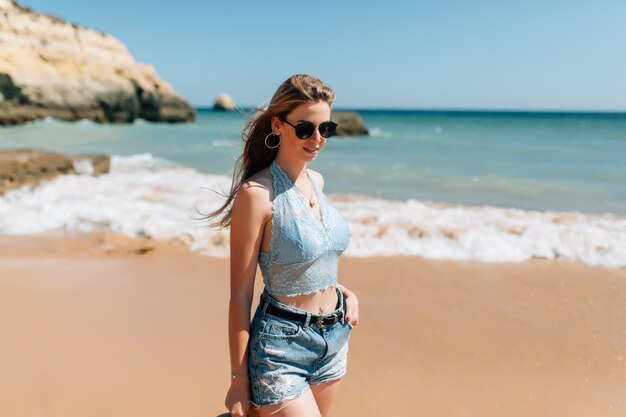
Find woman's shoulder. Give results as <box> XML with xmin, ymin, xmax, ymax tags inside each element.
<box><xmin>236</xmin><ymin>167</ymin><xmax>272</xmax><ymax>209</ymax></box>
<box><xmin>244</xmin><ymin>166</ymin><xmax>272</xmax><ymax>190</ymax></box>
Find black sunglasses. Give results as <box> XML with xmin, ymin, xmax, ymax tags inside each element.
<box><xmin>280</xmin><ymin>117</ymin><xmax>338</xmax><ymax>139</ymax></box>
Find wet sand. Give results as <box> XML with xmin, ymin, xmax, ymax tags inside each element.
<box><xmin>1</xmin><ymin>232</ymin><xmax>625</xmax><ymax>416</ymax></box>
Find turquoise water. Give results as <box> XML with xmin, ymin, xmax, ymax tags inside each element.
<box><xmin>1</xmin><ymin>109</ymin><xmax>625</xmax><ymax>215</ymax></box>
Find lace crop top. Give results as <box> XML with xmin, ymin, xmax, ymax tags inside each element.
<box><xmin>258</xmin><ymin>159</ymin><xmax>351</xmax><ymax>297</ymax></box>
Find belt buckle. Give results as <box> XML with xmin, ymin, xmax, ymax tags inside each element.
<box><xmin>331</xmin><ymin>311</ymin><xmax>342</xmax><ymax>325</ymax></box>
<box><xmin>316</xmin><ymin>311</ymin><xmax>342</xmax><ymax>329</ymax></box>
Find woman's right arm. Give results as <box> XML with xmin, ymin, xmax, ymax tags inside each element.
<box><xmin>225</xmin><ymin>181</ymin><xmax>267</xmax><ymax>416</ymax></box>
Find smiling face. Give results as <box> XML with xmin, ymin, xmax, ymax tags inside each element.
<box><xmin>272</xmin><ymin>100</ymin><xmax>332</xmax><ymax>163</ymax></box>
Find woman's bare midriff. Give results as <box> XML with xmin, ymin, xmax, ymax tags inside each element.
<box><xmin>271</xmin><ymin>286</ymin><xmax>340</xmax><ymax>316</ymax></box>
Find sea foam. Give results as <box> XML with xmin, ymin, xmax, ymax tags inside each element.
<box><xmin>0</xmin><ymin>153</ymin><xmax>624</xmax><ymax>268</ymax></box>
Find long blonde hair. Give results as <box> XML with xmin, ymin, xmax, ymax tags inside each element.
<box><xmin>195</xmin><ymin>74</ymin><xmax>336</xmax><ymax>229</ymax></box>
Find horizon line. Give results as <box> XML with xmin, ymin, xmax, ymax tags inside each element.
<box><xmin>194</xmin><ymin>106</ymin><xmax>626</xmax><ymax>114</ymax></box>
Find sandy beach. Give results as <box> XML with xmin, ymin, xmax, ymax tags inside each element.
<box><xmin>1</xmin><ymin>232</ymin><xmax>625</xmax><ymax>417</ymax></box>
<box><xmin>2</xmin><ymin>1</ymin><xmax>626</xmax><ymax>416</ymax></box>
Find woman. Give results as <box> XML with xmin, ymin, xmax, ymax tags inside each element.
<box><xmin>203</xmin><ymin>74</ymin><xmax>359</xmax><ymax>417</ymax></box>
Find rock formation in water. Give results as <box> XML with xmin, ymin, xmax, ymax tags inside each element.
<box><xmin>331</xmin><ymin>111</ymin><xmax>369</xmax><ymax>136</ymax></box>
<box><xmin>213</xmin><ymin>94</ymin><xmax>235</xmax><ymax>111</ymax></box>
<box><xmin>0</xmin><ymin>0</ymin><xmax>194</xmax><ymax>125</ymax></box>
<box><xmin>0</xmin><ymin>148</ymin><xmax>110</xmax><ymax>194</ymax></box>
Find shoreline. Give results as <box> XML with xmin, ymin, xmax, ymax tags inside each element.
<box><xmin>1</xmin><ymin>232</ymin><xmax>625</xmax><ymax>416</ymax></box>
<box><xmin>1</xmin><ymin>148</ymin><xmax>625</xmax><ymax>268</ymax></box>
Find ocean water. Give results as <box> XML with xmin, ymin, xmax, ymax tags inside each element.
<box><xmin>1</xmin><ymin>109</ymin><xmax>625</xmax><ymax>268</ymax></box>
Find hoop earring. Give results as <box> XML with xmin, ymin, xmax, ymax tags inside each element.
<box><xmin>264</xmin><ymin>132</ymin><xmax>280</xmax><ymax>149</ymax></box>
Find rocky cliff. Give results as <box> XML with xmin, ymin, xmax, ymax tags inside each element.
<box><xmin>0</xmin><ymin>0</ymin><xmax>194</xmax><ymax>125</ymax></box>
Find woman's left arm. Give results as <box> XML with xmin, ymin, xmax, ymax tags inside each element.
<box><xmin>337</xmin><ymin>283</ymin><xmax>359</xmax><ymax>327</ymax></box>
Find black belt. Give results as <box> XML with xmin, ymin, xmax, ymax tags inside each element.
<box><xmin>260</xmin><ymin>292</ymin><xmax>345</xmax><ymax>329</ymax></box>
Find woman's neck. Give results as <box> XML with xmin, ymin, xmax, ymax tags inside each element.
<box><xmin>274</xmin><ymin>156</ymin><xmax>308</xmax><ymax>185</ymax></box>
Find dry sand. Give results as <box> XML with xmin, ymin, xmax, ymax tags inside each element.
<box><xmin>1</xmin><ymin>232</ymin><xmax>625</xmax><ymax>416</ymax></box>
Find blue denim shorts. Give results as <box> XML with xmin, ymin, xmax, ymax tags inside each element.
<box><xmin>247</xmin><ymin>286</ymin><xmax>353</xmax><ymax>408</ymax></box>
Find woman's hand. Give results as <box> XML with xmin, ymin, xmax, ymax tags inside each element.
<box><xmin>344</xmin><ymin>291</ymin><xmax>359</xmax><ymax>327</ymax></box>
<box><xmin>225</xmin><ymin>378</ymin><xmax>252</xmax><ymax>417</ymax></box>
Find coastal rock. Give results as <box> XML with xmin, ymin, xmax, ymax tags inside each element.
<box><xmin>331</xmin><ymin>111</ymin><xmax>369</xmax><ymax>136</ymax></box>
<box><xmin>69</xmin><ymin>153</ymin><xmax>111</xmax><ymax>176</ymax></box>
<box><xmin>0</xmin><ymin>148</ymin><xmax>110</xmax><ymax>194</ymax></box>
<box><xmin>0</xmin><ymin>0</ymin><xmax>194</xmax><ymax>125</ymax></box>
<box><xmin>213</xmin><ymin>94</ymin><xmax>236</xmax><ymax>111</ymax></box>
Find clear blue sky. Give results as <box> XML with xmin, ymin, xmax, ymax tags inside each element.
<box><xmin>22</xmin><ymin>1</ymin><xmax>626</xmax><ymax>111</ymax></box>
